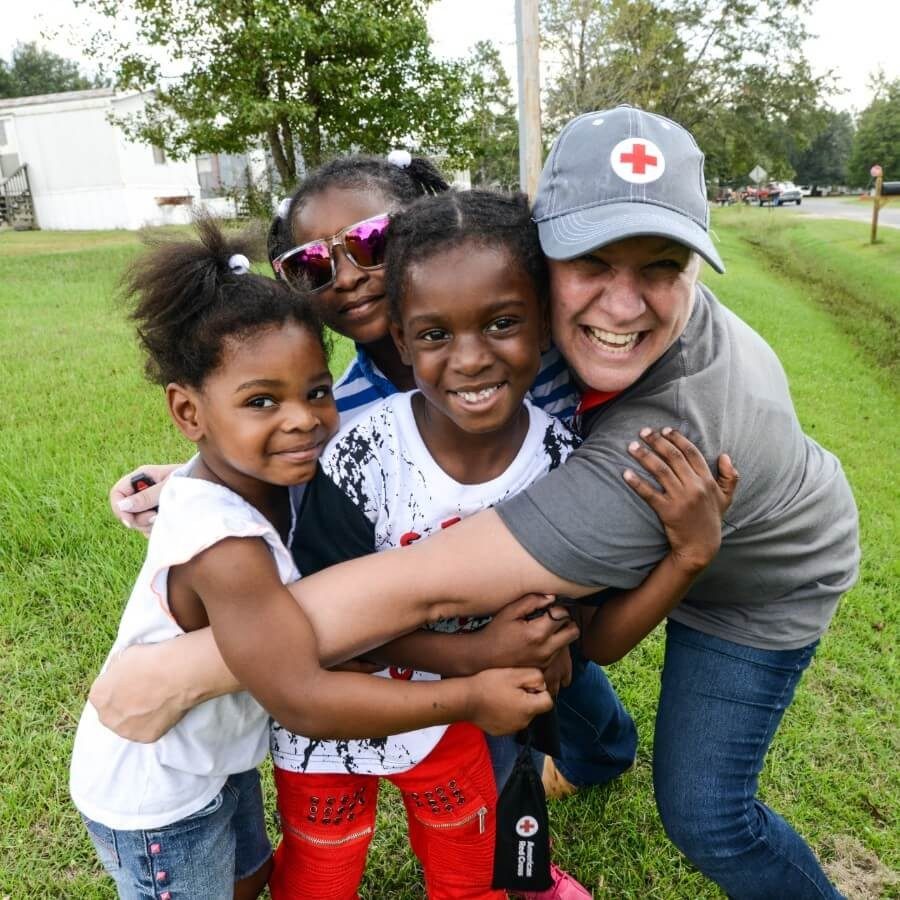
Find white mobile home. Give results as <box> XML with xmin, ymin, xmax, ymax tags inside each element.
<box><xmin>0</xmin><ymin>88</ymin><xmax>203</xmax><ymax>230</ymax></box>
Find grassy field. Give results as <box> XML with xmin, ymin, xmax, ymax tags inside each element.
<box><xmin>1</xmin><ymin>211</ymin><xmax>897</xmax><ymax>898</ymax></box>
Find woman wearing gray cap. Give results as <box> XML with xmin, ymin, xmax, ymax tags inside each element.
<box><xmin>96</xmin><ymin>107</ymin><xmax>857</xmax><ymax>898</ymax></box>
<box><xmin>495</xmin><ymin>106</ymin><xmax>858</xmax><ymax>898</ymax></box>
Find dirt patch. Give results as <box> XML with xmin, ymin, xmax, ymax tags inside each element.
<box><xmin>823</xmin><ymin>835</ymin><xmax>899</xmax><ymax>899</ymax></box>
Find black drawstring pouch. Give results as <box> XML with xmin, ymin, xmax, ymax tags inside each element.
<box><xmin>491</xmin><ymin>736</ymin><xmax>552</xmax><ymax>892</ymax></box>
<box><xmin>520</xmin><ymin>707</ymin><xmax>561</xmax><ymax>759</ymax></box>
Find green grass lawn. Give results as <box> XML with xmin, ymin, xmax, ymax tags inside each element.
<box><xmin>1</xmin><ymin>214</ymin><xmax>897</xmax><ymax>898</ymax></box>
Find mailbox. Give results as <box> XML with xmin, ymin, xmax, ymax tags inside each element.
<box><xmin>881</xmin><ymin>181</ymin><xmax>900</xmax><ymax>196</ymax></box>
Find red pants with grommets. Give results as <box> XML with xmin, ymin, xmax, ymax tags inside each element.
<box><xmin>269</xmin><ymin>721</ymin><xmax>505</xmax><ymax>900</ymax></box>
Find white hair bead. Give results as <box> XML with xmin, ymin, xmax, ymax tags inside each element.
<box><xmin>276</xmin><ymin>197</ymin><xmax>291</xmax><ymax>219</ymax></box>
<box><xmin>387</xmin><ymin>149</ymin><xmax>412</xmax><ymax>169</ymax></box>
<box><xmin>228</xmin><ymin>253</ymin><xmax>250</xmax><ymax>275</ymax></box>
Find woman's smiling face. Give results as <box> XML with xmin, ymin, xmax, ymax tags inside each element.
<box><xmin>290</xmin><ymin>187</ymin><xmax>393</xmax><ymax>345</ymax></box>
<box><xmin>548</xmin><ymin>236</ymin><xmax>699</xmax><ymax>393</ymax></box>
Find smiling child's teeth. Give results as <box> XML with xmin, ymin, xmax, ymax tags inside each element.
<box><xmin>587</xmin><ymin>327</ymin><xmax>640</xmax><ymax>351</ymax></box>
<box><xmin>456</xmin><ymin>385</ymin><xmax>501</xmax><ymax>402</ymax></box>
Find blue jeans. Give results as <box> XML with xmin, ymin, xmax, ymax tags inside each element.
<box><xmin>81</xmin><ymin>768</ymin><xmax>271</xmax><ymax>899</ymax></box>
<box><xmin>654</xmin><ymin>620</ymin><xmax>843</xmax><ymax>899</ymax></box>
<box><xmin>487</xmin><ymin>647</ymin><xmax>637</xmax><ymax>790</ymax></box>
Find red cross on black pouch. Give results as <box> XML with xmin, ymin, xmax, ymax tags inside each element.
<box><xmin>491</xmin><ymin>742</ymin><xmax>552</xmax><ymax>892</ymax></box>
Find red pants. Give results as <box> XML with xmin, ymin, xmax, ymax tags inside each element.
<box><xmin>269</xmin><ymin>722</ymin><xmax>504</xmax><ymax>900</ymax></box>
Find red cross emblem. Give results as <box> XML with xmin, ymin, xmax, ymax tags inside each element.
<box><xmin>389</xmin><ymin>666</ymin><xmax>414</xmax><ymax>681</ymax></box>
<box><xmin>620</xmin><ymin>142</ymin><xmax>657</xmax><ymax>174</ymax></box>
<box><xmin>610</xmin><ymin>137</ymin><xmax>666</xmax><ymax>184</ymax></box>
<box><xmin>515</xmin><ymin>815</ymin><xmax>539</xmax><ymax>837</ymax></box>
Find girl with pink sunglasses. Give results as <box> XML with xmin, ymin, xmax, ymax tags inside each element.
<box><xmin>268</xmin><ymin>152</ymin><xmax>580</xmax><ymax>427</ymax></box>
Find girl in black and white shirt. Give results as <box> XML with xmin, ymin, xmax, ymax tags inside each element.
<box><xmin>270</xmin><ymin>192</ymin><xmax>583</xmax><ymax>899</ymax></box>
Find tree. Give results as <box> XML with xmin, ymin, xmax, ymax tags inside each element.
<box><xmin>459</xmin><ymin>42</ymin><xmax>519</xmax><ymax>191</ymax></box>
<box><xmin>848</xmin><ymin>75</ymin><xmax>900</xmax><ymax>186</ymax></box>
<box><xmin>791</xmin><ymin>108</ymin><xmax>854</xmax><ymax>187</ymax></box>
<box><xmin>539</xmin><ymin>0</ymin><xmax>832</xmax><ymax>182</ymax></box>
<box><xmin>77</xmin><ymin>0</ymin><xmax>470</xmax><ymax>188</ymax></box>
<box><xmin>0</xmin><ymin>42</ymin><xmax>102</xmax><ymax>99</ymax></box>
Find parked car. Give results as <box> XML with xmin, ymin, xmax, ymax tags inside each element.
<box><xmin>778</xmin><ymin>182</ymin><xmax>802</xmax><ymax>205</ymax></box>
<box><xmin>758</xmin><ymin>181</ymin><xmax>802</xmax><ymax>206</ymax></box>
<box><xmin>798</xmin><ymin>185</ymin><xmax>812</xmax><ymax>197</ymax></box>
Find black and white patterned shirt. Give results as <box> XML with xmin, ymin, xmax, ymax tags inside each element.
<box><xmin>270</xmin><ymin>391</ymin><xmax>578</xmax><ymax>775</ymax></box>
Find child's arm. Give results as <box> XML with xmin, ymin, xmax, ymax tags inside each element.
<box><xmin>580</xmin><ymin>428</ymin><xmax>739</xmax><ymax>665</ymax></box>
<box><xmin>364</xmin><ymin>593</ymin><xmax>580</xmax><ymax>677</ymax></box>
<box><xmin>89</xmin><ymin>595</ymin><xmax>578</xmax><ymax>741</ymax></box>
<box><xmin>179</xmin><ymin>535</ymin><xmax>552</xmax><ymax>739</ymax></box>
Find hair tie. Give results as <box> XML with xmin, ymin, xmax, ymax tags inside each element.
<box><xmin>276</xmin><ymin>197</ymin><xmax>291</xmax><ymax>220</ymax></box>
<box><xmin>228</xmin><ymin>253</ymin><xmax>250</xmax><ymax>275</ymax></box>
<box><xmin>387</xmin><ymin>149</ymin><xmax>412</xmax><ymax>169</ymax></box>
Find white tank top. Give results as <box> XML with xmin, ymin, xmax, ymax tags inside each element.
<box><xmin>70</xmin><ymin>468</ymin><xmax>299</xmax><ymax>830</ymax></box>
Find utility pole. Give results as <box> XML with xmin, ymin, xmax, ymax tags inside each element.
<box><xmin>870</xmin><ymin>167</ymin><xmax>883</xmax><ymax>244</ymax></box>
<box><xmin>515</xmin><ymin>0</ymin><xmax>543</xmax><ymax>199</ymax></box>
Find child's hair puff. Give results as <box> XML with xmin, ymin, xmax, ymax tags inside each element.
<box><xmin>125</xmin><ymin>215</ymin><xmax>325</xmax><ymax>388</ymax></box>
<box><xmin>383</xmin><ymin>190</ymin><xmax>548</xmax><ymax>320</ymax></box>
<box><xmin>267</xmin><ymin>154</ymin><xmax>450</xmax><ymax>265</ymax></box>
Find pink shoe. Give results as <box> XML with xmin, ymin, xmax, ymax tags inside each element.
<box><xmin>513</xmin><ymin>862</ymin><xmax>592</xmax><ymax>899</ymax></box>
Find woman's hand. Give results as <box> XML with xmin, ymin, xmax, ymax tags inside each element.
<box><xmin>465</xmin><ymin>668</ymin><xmax>553</xmax><ymax>735</ymax></box>
<box><xmin>109</xmin><ymin>463</ymin><xmax>181</xmax><ymax>535</ymax></box>
<box><xmin>89</xmin><ymin>644</ymin><xmax>189</xmax><ymax>742</ymax></box>
<box><xmin>624</xmin><ymin>427</ymin><xmax>739</xmax><ymax>575</ymax></box>
<box><xmin>89</xmin><ymin>630</ymin><xmax>242</xmax><ymax>742</ymax></box>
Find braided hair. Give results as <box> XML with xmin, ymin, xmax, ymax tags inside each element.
<box><xmin>384</xmin><ymin>190</ymin><xmax>548</xmax><ymax>321</ymax></box>
<box><xmin>126</xmin><ymin>215</ymin><xmax>325</xmax><ymax>388</ymax></box>
<box><xmin>267</xmin><ymin>154</ymin><xmax>450</xmax><ymax>266</ymax></box>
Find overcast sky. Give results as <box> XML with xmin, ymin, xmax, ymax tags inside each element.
<box><xmin>2</xmin><ymin>0</ymin><xmax>896</xmax><ymax>114</ymax></box>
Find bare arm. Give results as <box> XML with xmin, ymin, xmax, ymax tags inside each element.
<box><xmin>365</xmin><ymin>594</ymin><xmax>580</xmax><ymax>677</ymax></box>
<box><xmin>93</xmin><ymin>479</ymin><xmax>584</xmax><ymax>741</ymax></box>
<box><xmin>286</xmin><ymin>507</ymin><xmax>593</xmax><ymax>667</ymax></box>
<box><xmin>91</xmin><ymin>589</ymin><xmax>579</xmax><ymax>742</ymax></box>
<box><xmin>174</xmin><ymin>536</ymin><xmax>548</xmax><ymax>738</ymax></box>
<box><xmin>581</xmin><ymin>429</ymin><xmax>739</xmax><ymax>665</ymax></box>
<box><xmin>90</xmin><ymin>628</ymin><xmax>242</xmax><ymax>738</ymax></box>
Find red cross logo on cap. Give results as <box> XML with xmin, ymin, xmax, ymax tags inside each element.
<box><xmin>515</xmin><ymin>815</ymin><xmax>539</xmax><ymax>837</ymax></box>
<box><xmin>620</xmin><ymin>143</ymin><xmax>657</xmax><ymax>174</ymax></box>
<box><xmin>610</xmin><ymin>137</ymin><xmax>666</xmax><ymax>184</ymax></box>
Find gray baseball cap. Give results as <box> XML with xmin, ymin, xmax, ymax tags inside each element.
<box><xmin>534</xmin><ymin>105</ymin><xmax>724</xmax><ymax>273</ymax></box>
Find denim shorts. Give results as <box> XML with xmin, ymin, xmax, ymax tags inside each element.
<box><xmin>81</xmin><ymin>768</ymin><xmax>271</xmax><ymax>899</ymax></box>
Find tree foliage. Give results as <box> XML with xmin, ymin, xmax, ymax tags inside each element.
<box><xmin>458</xmin><ymin>41</ymin><xmax>519</xmax><ymax>191</ymax></box>
<box><xmin>848</xmin><ymin>75</ymin><xmax>900</xmax><ymax>186</ymax></box>
<box><xmin>539</xmin><ymin>0</ymin><xmax>833</xmax><ymax>182</ymax></box>
<box><xmin>791</xmin><ymin>108</ymin><xmax>854</xmax><ymax>187</ymax></box>
<box><xmin>77</xmin><ymin>0</ymin><xmax>470</xmax><ymax>187</ymax></box>
<box><xmin>0</xmin><ymin>42</ymin><xmax>103</xmax><ymax>99</ymax></box>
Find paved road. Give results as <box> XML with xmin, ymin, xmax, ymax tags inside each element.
<box><xmin>772</xmin><ymin>196</ymin><xmax>900</xmax><ymax>229</ymax></box>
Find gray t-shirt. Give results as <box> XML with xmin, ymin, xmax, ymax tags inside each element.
<box><xmin>497</xmin><ymin>284</ymin><xmax>860</xmax><ymax>650</ymax></box>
